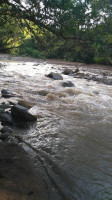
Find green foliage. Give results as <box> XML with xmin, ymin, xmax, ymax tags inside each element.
<box><xmin>0</xmin><ymin>0</ymin><xmax>112</xmax><ymax>65</ymax></box>
<box><xmin>0</xmin><ymin>5</ymin><xmax>23</xmax><ymax>52</ymax></box>
<box><xmin>18</xmin><ymin>38</ymin><xmax>45</xmax><ymax>59</ymax></box>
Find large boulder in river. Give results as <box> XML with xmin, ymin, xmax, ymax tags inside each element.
<box><xmin>11</xmin><ymin>105</ymin><xmax>37</xmax><ymax>122</ymax></box>
<box><xmin>46</xmin><ymin>72</ymin><xmax>63</xmax><ymax>80</ymax></box>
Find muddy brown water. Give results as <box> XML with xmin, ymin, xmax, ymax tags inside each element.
<box><xmin>0</xmin><ymin>60</ymin><xmax>112</xmax><ymax>200</ymax></box>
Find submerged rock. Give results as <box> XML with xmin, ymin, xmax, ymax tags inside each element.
<box><xmin>103</xmin><ymin>78</ymin><xmax>112</xmax><ymax>85</ymax></box>
<box><xmin>38</xmin><ymin>90</ymin><xmax>49</xmax><ymax>96</ymax></box>
<box><xmin>74</xmin><ymin>72</ymin><xmax>85</xmax><ymax>78</ymax></box>
<box><xmin>1</xmin><ymin>89</ymin><xmax>15</xmax><ymax>98</ymax></box>
<box><xmin>46</xmin><ymin>72</ymin><xmax>63</xmax><ymax>80</ymax></box>
<box><xmin>11</xmin><ymin>105</ymin><xmax>37</xmax><ymax>122</ymax></box>
<box><xmin>18</xmin><ymin>100</ymin><xmax>32</xmax><ymax>109</ymax></box>
<box><xmin>62</xmin><ymin>68</ymin><xmax>73</xmax><ymax>75</ymax></box>
<box><xmin>62</xmin><ymin>81</ymin><xmax>74</xmax><ymax>87</ymax></box>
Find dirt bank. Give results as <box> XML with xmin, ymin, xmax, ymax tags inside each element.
<box><xmin>0</xmin><ymin>142</ymin><xmax>48</xmax><ymax>200</ymax></box>
<box><xmin>0</xmin><ymin>53</ymin><xmax>112</xmax><ymax>70</ymax></box>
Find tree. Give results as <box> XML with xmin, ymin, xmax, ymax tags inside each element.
<box><xmin>0</xmin><ymin>4</ymin><xmax>24</xmax><ymax>52</ymax></box>
<box><xmin>0</xmin><ymin>0</ymin><xmax>112</xmax><ymax>64</ymax></box>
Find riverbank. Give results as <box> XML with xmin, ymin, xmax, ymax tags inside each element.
<box><xmin>0</xmin><ymin>53</ymin><xmax>112</xmax><ymax>70</ymax></box>
<box><xmin>0</xmin><ymin>142</ymin><xmax>48</xmax><ymax>200</ymax></box>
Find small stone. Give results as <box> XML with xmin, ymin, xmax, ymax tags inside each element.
<box><xmin>63</xmin><ymin>68</ymin><xmax>72</xmax><ymax>75</ymax></box>
<box><xmin>74</xmin><ymin>68</ymin><xmax>79</xmax><ymax>73</ymax></box>
<box><xmin>38</xmin><ymin>90</ymin><xmax>49</xmax><ymax>96</ymax></box>
<box><xmin>46</xmin><ymin>72</ymin><xmax>63</xmax><ymax>80</ymax></box>
<box><xmin>0</xmin><ymin>113</ymin><xmax>15</xmax><ymax>126</ymax></box>
<box><xmin>18</xmin><ymin>100</ymin><xmax>32</xmax><ymax>109</ymax></box>
<box><xmin>1</xmin><ymin>89</ymin><xmax>15</xmax><ymax>98</ymax></box>
<box><xmin>62</xmin><ymin>81</ymin><xmax>74</xmax><ymax>87</ymax></box>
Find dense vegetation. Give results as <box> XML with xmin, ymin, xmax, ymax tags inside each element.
<box><xmin>0</xmin><ymin>0</ymin><xmax>112</xmax><ymax>64</ymax></box>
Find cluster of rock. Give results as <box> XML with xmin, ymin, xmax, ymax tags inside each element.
<box><xmin>46</xmin><ymin>71</ymin><xmax>75</xmax><ymax>87</ymax></box>
<box><xmin>73</xmin><ymin>71</ymin><xmax>112</xmax><ymax>85</ymax></box>
<box><xmin>0</xmin><ymin>89</ymin><xmax>37</xmax><ymax>142</ymax></box>
<box><xmin>46</xmin><ymin>67</ymin><xmax>112</xmax><ymax>86</ymax></box>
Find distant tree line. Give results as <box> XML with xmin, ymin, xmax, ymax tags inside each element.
<box><xmin>0</xmin><ymin>0</ymin><xmax>112</xmax><ymax>64</ymax></box>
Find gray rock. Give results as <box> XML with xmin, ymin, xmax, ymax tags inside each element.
<box><xmin>18</xmin><ymin>100</ymin><xmax>32</xmax><ymax>109</ymax></box>
<box><xmin>0</xmin><ymin>133</ymin><xmax>9</xmax><ymax>140</ymax></box>
<box><xmin>74</xmin><ymin>73</ymin><xmax>85</xmax><ymax>78</ymax></box>
<box><xmin>74</xmin><ymin>68</ymin><xmax>79</xmax><ymax>73</ymax></box>
<box><xmin>11</xmin><ymin>105</ymin><xmax>37</xmax><ymax>122</ymax></box>
<box><xmin>103</xmin><ymin>78</ymin><xmax>112</xmax><ymax>85</ymax></box>
<box><xmin>0</xmin><ymin>113</ymin><xmax>15</xmax><ymax>126</ymax></box>
<box><xmin>1</xmin><ymin>126</ymin><xmax>13</xmax><ymax>133</ymax></box>
<box><xmin>38</xmin><ymin>90</ymin><xmax>49</xmax><ymax>96</ymax></box>
<box><xmin>62</xmin><ymin>81</ymin><xmax>74</xmax><ymax>87</ymax></box>
<box><xmin>0</xmin><ymin>104</ymin><xmax>12</xmax><ymax>109</ymax></box>
<box><xmin>46</xmin><ymin>72</ymin><xmax>63</xmax><ymax>80</ymax></box>
<box><xmin>1</xmin><ymin>89</ymin><xmax>15</xmax><ymax>98</ymax></box>
<box><xmin>63</xmin><ymin>68</ymin><xmax>72</xmax><ymax>75</ymax></box>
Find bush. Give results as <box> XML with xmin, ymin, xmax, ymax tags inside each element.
<box><xmin>18</xmin><ymin>38</ymin><xmax>46</xmax><ymax>59</ymax></box>
<box><xmin>93</xmin><ymin>57</ymin><xmax>106</xmax><ymax>64</ymax></box>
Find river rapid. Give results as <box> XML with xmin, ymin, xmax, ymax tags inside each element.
<box><xmin>0</xmin><ymin>61</ymin><xmax>112</xmax><ymax>200</ymax></box>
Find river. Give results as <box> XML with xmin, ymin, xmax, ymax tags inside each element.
<box><xmin>0</xmin><ymin>60</ymin><xmax>112</xmax><ymax>200</ymax></box>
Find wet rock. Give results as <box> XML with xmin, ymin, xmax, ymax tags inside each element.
<box><xmin>102</xmin><ymin>72</ymin><xmax>107</xmax><ymax>77</ymax></box>
<box><xmin>62</xmin><ymin>68</ymin><xmax>73</xmax><ymax>75</ymax></box>
<box><xmin>0</xmin><ymin>133</ymin><xmax>9</xmax><ymax>140</ymax></box>
<box><xmin>18</xmin><ymin>100</ymin><xmax>32</xmax><ymax>109</ymax></box>
<box><xmin>11</xmin><ymin>105</ymin><xmax>37</xmax><ymax>122</ymax></box>
<box><xmin>91</xmin><ymin>75</ymin><xmax>98</xmax><ymax>81</ymax></box>
<box><xmin>0</xmin><ymin>113</ymin><xmax>15</xmax><ymax>126</ymax></box>
<box><xmin>9</xmin><ymin>100</ymin><xmax>18</xmax><ymax>105</ymax></box>
<box><xmin>0</xmin><ymin>110</ymin><xmax>5</xmax><ymax>117</ymax></box>
<box><xmin>103</xmin><ymin>78</ymin><xmax>112</xmax><ymax>85</ymax></box>
<box><xmin>0</xmin><ymin>104</ymin><xmax>12</xmax><ymax>109</ymax></box>
<box><xmin>74</xmin><ymin>72</ymin><xmax>85</xmax><ymax>78</ymax></box>
<box><xmin>84</xmin><ymin>73</ymin><xmax>91</xmax><ymax>80</ymax></box>
<box><xmin>38</xmin><ymin>90</ymin><xmax>49</xmax><ymax>96</ymax></box>
<box><xmin>1</xmin><ymin>126</ymin><xmax>13</xmax><ymax>133</ymax></box>
<box><xmin>74</xmin><ymin>68</ymin><xmax>79</xmax><ymax>73</ymax></box>
<box><xmin>10</xmin><ymin>137</ymin><xmax>19</xmax><ymax>144</ymax></box>
<box><xmin>61</xmin><ymin>81</ymin><xmax>74</xmax><ymax>87</ymax></box>
<box><xmin>1</xmin><ymin>89</ymin><xmax>15</xmax><ymax>98</ymax></box>
<box><xmin>0</xmin><ymin>63</ymin><xmax>5</xmax><ymax>68</ymax></box>
<box><xmin>33</xmin><ymin>63</ymin><xmax>39</xmax><ymax>66</ymax></box>
<box><xmin>46</xmin><ymin>72</ymin><xmax>63</xmax><ymax>80</ymax></box>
